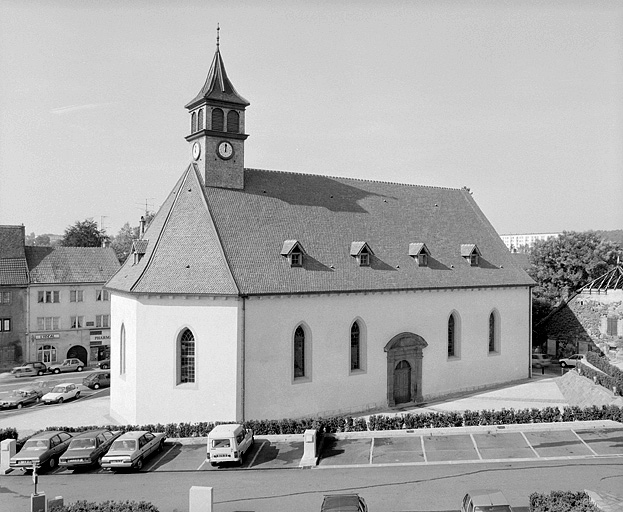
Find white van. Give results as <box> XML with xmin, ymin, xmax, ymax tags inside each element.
<box><xmin>206</xmin><ymin>424</ymin><xmax>254</xmax><ymax>467</ymax></box>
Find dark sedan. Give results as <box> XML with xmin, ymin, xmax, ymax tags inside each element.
<box><xmin>0</xmin><ymin>388</ymin><xmax>41</xmax><ymax>409</ymax></box>
<box><xmin>9</xmin><ymin>431</ymin><xmax>73</xmax><ymax>471</ymax></box>
<box><xmin>59</xmin><ymin>429</ymin><xmax>122</xmax><ymax>469</ymax></box>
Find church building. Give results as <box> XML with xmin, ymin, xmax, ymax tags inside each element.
<box><xmin>105</xmin><ymin>38</ymin><xmax>534</xmax><ymax>425</ymax></box>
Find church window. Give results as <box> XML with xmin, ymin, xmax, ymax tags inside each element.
<box><xmin>197</xmin><ymin>109</ymin><xmax>204</xmax><ymax>131</ymax></box>
<box><xmin>179</xmin><ymin>328</ymin><xmax>196</xmax><ymax>384</ymax></box>
<box><xmin>294</xmin><ymin>326</ymin><xmax>305</xmax><ymax>379</ymax></box>
<box><xmin>212</xmin><ymin>108</ymin><xmax>224</xmax><ymax>132</ymax></box>
<box><xmin>488</xmin><ymin>311</ymin><xmax>500</xmax><ymax>353</ymax></box>
<box><xmin>227</xmin><ymin>110</ymin><xmax>240</xmax><ymax>133</ymax></box>
<box><xmin>120</xmin><ymin>324</ymin><xmax>126</xmax><ymax>375</ymax></box>
<box><xmin>191</xmin><ymin>112</ymin><xmax>197</xmax><ymax>133</ymax></box>
<box><xmin>351</xmin><ymin>322</ymin><xmax>361</xmax><ymax>371</ymax></box>
<box><xmin>448</xmin><ymin>314</ymin><xmax>456</xmax><ymax>357</ymax></box>
<box><xmin>607</xmin><ymin>317</ymin><xmax>618</xmax><ymax>336</ymax></box>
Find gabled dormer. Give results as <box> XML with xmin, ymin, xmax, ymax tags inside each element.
<box><xmin>281</xmin><ymin>240</ymin><xmax>305</xmax><ymax>267</ymax></box>
<box><xmin>461</xmin><ymin>244</ymin><xmax>481</xmax><ymax>267</ymax></box>
<box><xmin>350</xmin><ymin>242</ymin><xmax>373</xmax><ymax>267</ymax></box>
<box><xmin>409</xmin><ymin>243</ymin><xmax>431</xmax><ymax>267</ymax></box>
<box><xmin>131</xmin><ymin>239</ymin><xmax>149</xmax><ymax>265</ymax></box>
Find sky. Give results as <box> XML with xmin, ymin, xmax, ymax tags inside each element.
<box><xmin>0</xmin><ymin>0</ymin><xmax>622</xmax><ymax>239</ymax></box>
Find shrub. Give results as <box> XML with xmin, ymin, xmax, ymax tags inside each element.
<box><xmin>529</xmin><ymin>491</ymin><xmax>599</xmax><ymax>512</ymax></box>
<box><xmin>0</xmin><ymin>427</ymin><xmax>18</xmax><ymax>443</ymax></box>
<box><xmin>48</xmin><ymin>500</ymin><xmax>160</xmax><ymax>512</ymax></box>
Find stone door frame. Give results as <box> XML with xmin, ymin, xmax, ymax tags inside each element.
<box><xmin>384</xmin><ymin>332</ymin><xmax>428</xmax><ymax>407</ymax></box>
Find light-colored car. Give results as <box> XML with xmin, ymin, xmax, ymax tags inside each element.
<box><xmin>100</xmin><ymin>431</ymin><xmax>166</xmax><ymax>471</ymax></box>
<box><xmin>206</xmin><ymin>423</ymin><xmax>254</xmax><ymax>467</ymax></box>
<box><xmin>47</xmin><ymin>358</ymin><xmax>85</xmax><ymax>374</ymax></box>
<box><xmin>59</xmin><ymin>429</ymin><xmax>122</xmax><ymax>469</ymax></box>
<box><xmin>461</xmin><ymin>489</ymin><xmax>513</xmax><ymax>512</ymax></box>
<box><xmin>559</xmin><ymin>354</ymin><xmax>585</xmax><ymax>368</ymax></box>
<box><xmin>42</xmin><ymin>382</ymin><xmax>80</xmax><ymax>404</ymax></box>
<box><xmin>320</xmin><ymin>494</ymin><xmax>368</xmax><ymax>512</ymax></box>
<box><xmin>9</xmin><ymin>431</ymin><xmax>73</xmax><ymax>471</ymax></box>
<box><xmin>0</xmin><ymin>388</ymin><xmax>42</xmax><ymax>409</ymax></box>
<box><xmin>11</xmin><ymin>361</ymin><xmax>48</xmax><ymax>377</ymax></box>
<box><xmin>531</xmin><ymin>354</ymin><xmax>552</xmax><ymax>369</ymax></box>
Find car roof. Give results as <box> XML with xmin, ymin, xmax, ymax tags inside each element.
<box><xmin>209</xmin><ymin>424</ymin><xmax>243</xmax><ymax>436</ymax></box>
<box><xmin>30</xmin><ymin>431</ymin><xmax>69</xmax><ymax>440</ymax></box>
<box><xmin>467</xmin><ymin>490</ymin><xmax>510</xmax><ymax>506</ymax></box>
<box><xmin>117</xmin><ymin>431</ymin><xmax>149</xmax><ymax>439</ymax></box>
<box><xmin>71</xmin><ymin>429</ymin><xmax>110</xmax><ymax>438</ymax></box>
<box><xmin>51</xmin><ymin>382</ymin><xmax>74</xmax><ymax>387</ymax></box>
<box><xmin>321</xmin><ymin>494</ymin><xmax>363</xmax><ymax>511</ymax></box>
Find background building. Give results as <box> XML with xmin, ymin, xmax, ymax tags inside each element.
<box><xmin>500</xmin><ymin>232</ymin><xmax>561</xmax><ymax>253</ymax></box>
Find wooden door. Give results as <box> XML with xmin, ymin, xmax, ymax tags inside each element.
<box><xmin>393</xmin><ymin>360</ymin><xmax>411</xmax><ymax>404</ymax></box>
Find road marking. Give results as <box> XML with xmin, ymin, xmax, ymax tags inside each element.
<box><xmin>571</xmin><ymin>429</ymin><xmax>599</xmax><ymax>456</ymax></box>
<box><xmin>248</xmin><ymin>440</ymin><xmax>266</xmax><ymax>468</ymax></box>
<box><xmin>420</xmin><ymin>436</ymin><xmax>427</xmax><ymax>463</ymax></box>
<box><xmin>148</xmin><ymin>444</ymin><xmax>172</xmax><ymax>469</ymax></box>
<box><xmin>469</xmin><ymin>434</ymin><xmax>483</xmax><ymax>460</ymax></box>
<box><xmin>520</xmin><ymin>431</ymin><xmax>540</xmax><ymax>458</ymax></box>
<box><xmin>369</xmin><ymin>437</ymin><xmax>375</xmax><ymax>464</ymax></box>
<box><xmin>197</xmin><ymin>457</ymin><xmax>209</xmax><ymax>471</ymax></box>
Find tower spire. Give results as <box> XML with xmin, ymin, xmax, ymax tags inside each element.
<box><xmin>216</xmin><ymin>23</ymin><xmax>220</xmax><ymax>49</ymax></box>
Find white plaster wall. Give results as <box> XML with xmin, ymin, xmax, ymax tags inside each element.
<box><xmin>110</xmin><ymin>293</ymin><xmax>240</xmax><ymax>424</ymax></box>
<box><xmin>244</xmin><ymin>287</ymin><xmax>530</xmax><ymax>420</ymax></box>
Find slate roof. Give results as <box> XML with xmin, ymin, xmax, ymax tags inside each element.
<box><xmin>0</xmin><ymin>225</ymin><xmax>28</xmax><ymax>285</ymax></box>
<box><xmin>26</xmin><ymin>247</ymin><xmax>120</xmax><ymax>284</ymax></box>
<box><xmin>106</xmin><ymin>166</ymin><xmax>534</xmax><ymax>296</ymax></box>
<box><xmin>0</xmin><ymin>259</ymin><xmax>29</xmax><ymax>286</ymax></box>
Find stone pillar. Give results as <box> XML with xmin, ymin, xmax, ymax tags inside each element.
<box><xmin>1</xmin><ymin>439</ymin><xmax>16</xmax><ymax>474</ymax></box>
<box><xmin>299</xmin><ymin>429</ymin><xmax>318</xmax><ymax>467</ymax></box>
<box><xmin>189</xmin><ymin>486</ymin><xmax>213</xmax><ymax>512</ymax></box>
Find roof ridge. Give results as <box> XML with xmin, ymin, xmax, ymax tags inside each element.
<box><xmin>243</xmin><ymin>167</ymin><xmax>463</xmax><ymax>191</ymax></box>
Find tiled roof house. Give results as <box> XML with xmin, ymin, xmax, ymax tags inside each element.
<box><xmin>105</xmin><ymin>40</ymin><xmax>535</xmax><ymax>425</ymax></box>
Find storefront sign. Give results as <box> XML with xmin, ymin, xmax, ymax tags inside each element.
<box><xmin>89</xmin><ymin>333</ymin><xmax>110</xmax><ymax>343</ymax></box>
<box><xmin>34</xmin><ymin>333</ymin><xmax>60</xmax><ymax>340</ymax></box>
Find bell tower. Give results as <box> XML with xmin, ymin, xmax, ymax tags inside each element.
<box><xmin>185</xmin><ymin>26</ymin><xmax>250</xmax><ymax>190</ymax></box>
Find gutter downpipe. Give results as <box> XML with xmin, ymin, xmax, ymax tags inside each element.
<box><xmin>238</xmin><ymin>295</ymin><xmax>247</xmax><ymax>422</ymax></box>
<box><xmin>529</xmin><ymin>286</ymin><xmax>533</xmax><ymax>379</ymax></box>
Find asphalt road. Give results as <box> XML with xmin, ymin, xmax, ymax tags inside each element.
<box><xmin>2</xmin><ymin>458</ymin><xmax>622</xmax><ymax>512</ymax></box>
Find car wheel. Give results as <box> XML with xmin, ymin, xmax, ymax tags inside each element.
<box><xmin>77</xmin><ymin>366</ymin><xmax>83</xmax><ymax>372</ymax></box>
<box><xmin>101</xmin><ymin>364</ymin><xmax>109</xmax><ymax>370</ymax></box>
<box><xmin>54</xmin><ymin>368</ymin><xmax>60</xmax><ymax>374</ymax></box>
<box><xmin>210</xmin><ymin>461</ymin><xmax>217</xmax><ymax>467</ymax></box>
<box><xmin>48</xmin><ymin>457</ymin><xmax>57</xmax><ymax>470</ymax></box>
<box><xmin>58</xmin><ymin>397</ymin><xmax>64</xmax><ymax>404</ymax></box>
<box><xmin>17</xmin><ymin>403</ymin><xmax>23</xmax><ymax>409</ymax></box>
<box><xmin>37</xmin><ymin>370</ymin><xmax>44</xmax><ymax>376</ymax></box>
<box><xmin>36</xmin><ymin>397</ymin><xmax>41</xmax><ymax>403</ymax></box>
<box><xmin>94</xmin><ymin>383</ymin><xmax>100</xmax><ymax>390</ymax></box>
<box><xmin>135</xmin><ymin>458</ymin><xmax>143</xmax><ymax>471</ymax></box>
<box><xmin>75</xmin><ymin>391</ymin><xmax>80</xmax><ymax>399</ymax></box>
<box><xmin>560</xmin><ymin>362</ymin><xmax>567</xmax><ymax>368</ymax></box>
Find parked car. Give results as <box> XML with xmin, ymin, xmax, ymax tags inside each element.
<box><xmin>100</xmin><ymin>431</ymin><xmax>166</xmax><ymax>471</ymax></box>
<box><xmin>59</xmin><ymin>429</ymin><xmax>122</xmax><ymax>469</ymax></box>
<box><xmin>206</xmin><ymin>423</ymin><xmax>254</xmax><ymax>467</ymax></box>
<box><xmin>0</xmin><ymin>388</ymin><xmax>42</xmax><ymax>409</ymax></box>
<box><xmin>531</xmin><ymin>354</ymin><xmax>552</xmax><ymax>369</ymax></box>
<box><xmin>82</xmin><ymin>371</ymin><xmax>110</xmax><ymax>390</ymax></box>
<box><xmin>97</xmin><ymin>359</ymin><xmax>110</xmax><ymax>370</ymax></box>
<box><xmin>9</xmin><ymin>430</ymin><xmax>73</xmax><ymax>471</ymax></box>
<box><xmin>320</xmin><ymin>494</ymin><xmax>368</xmax><ymax>512</ymax></box>
<box><xmin>559</xmin><ymin>354</ymin><xmax>585</xmax><ymax>368</ymax></box>
<box><xmin>42</xmin><ymin>383</ymin><xmax>80</xmax><ymax>404</ymax></box>
<box><xmin>47</xmin><ymin>358</ymin><xmax>85</xmax><ymax>374</ymax></box>
<box><xmin>11</xmin><ymin>361</ymin><xmax>47</xmax><ymax>377</ymax></box>
<box><xmin>461</xmin><ymin>489</ymin><xmax>513</xmax><ymax>512</ymax></box>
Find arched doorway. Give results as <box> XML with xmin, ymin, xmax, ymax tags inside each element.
<box><xmin>67</xmin><ymin>345</ymin><xmax>88</xmax><ymax>364</ymax></box>
<box><xmin>384</xmin><ymin>332</ymin><xmax>428</xmax><ymax>407</ymax></box>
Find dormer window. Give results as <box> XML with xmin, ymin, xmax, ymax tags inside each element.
<box><xmin>281</xmin><ymin>240</ymin><xmax>305</xmax><ymax>268</ymax></box>
<box><xmin>409</xmin><ymin>243</ymin><xmax>431</xmax><ymax>267</ymax></box>
<box><xmin>131</xmin><ymin>239</ymin><xmax>149</xmax><ymax>266</ymax></box>
<box><xmin>350</xmin><ymin>242</ymin><xmax>373</xmax><ymax>267</ymax></box>
<box><xmin>461</xmin><ymin>244</ymin><xmax>481</xmax><ymax>267</ymax></box>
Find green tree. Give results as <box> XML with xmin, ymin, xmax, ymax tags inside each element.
<box><xmin>529</xmin><ymin>231</ymin><xmax>623</xmax><ymax>305</ymax></box>
<box><xmin>111</xmin><ymin>212</ymin><xmax>155</xmax><ymax>263</ymax></box>
<box><xmin>61</xmin><ymin>219</ymin><xmax>109</xmax><ymax>248</ymax></box>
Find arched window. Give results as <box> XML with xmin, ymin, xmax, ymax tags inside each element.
<box><xmin>179</xmin><ymin>328</ymin><xmax>195</xmax><ymax>384</ymax></box>
<box><xmin>351</xmin><ymin>322</ymin><xmax>361</xmax><ymax>371</ymax></box>
<box><xmin>197</xmin><ymin>109</ymin><xmax>204</xmax><ymax>131</ymax></box>
<box><xmin>294</xmin><ymin>326</ymin><xmax>305</xmax><ymax>379</ymax></box>
<box><xmin>120</xmin><ymin>324</ymin><xmax>126</xmax><ymax>375</ymax></box>
<box><xmin>191</xmin><ymin>112</ymin><xmax>197</xmax><ymax>133</ymax></box>
<box><xmin>212</xmin><ymin>108</ymin><xmax>224</xmax><ymax>132</ymax></box>
<box><xmin>488</xmin><ymin>312</ymin><xmax>497</xmax><ymax>353</ymax></box>
<box><xmin>448</xmin><ymin>314</ymin><xmax>456</xmax><ymax>357</ymax></box>
<box><xmin>227</xmin><ymin>110</ymin><xmax>240</xmax><ymax>133</ymax></box>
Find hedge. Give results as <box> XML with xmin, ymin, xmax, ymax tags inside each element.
<box><xmin>9</xmin><ymin>404</ymin><xmax>620</xmax><ymax>446</ymax></box>
<box><xmin>49</xmin><ymin>500</ymin><xmax>159</xmax><ymax>512</ymax></box>
<box><xmin>584</xmin><ymin>351</ymin><xmax>623</xmax><ymax>395</ymax></box>
<box><xmin>529</xmin><ymin>491</ymin><xmax>599</xmax><ymax>512</ymax></box>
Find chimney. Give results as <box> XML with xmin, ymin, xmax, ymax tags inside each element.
<box><xmin>139</xmin><ymin>216</ymin><xmax>145</xmax><ymax>239</ymax></box>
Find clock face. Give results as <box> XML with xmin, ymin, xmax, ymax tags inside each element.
<box><xmin>192</xmin><ymin>142</ymin><xmax>201</xmax><ymax>160</ymax></box>
<box><xmin>217</xmin><ymin>141</ymin><xmax>234</xmax><ymax>160</ymax></box>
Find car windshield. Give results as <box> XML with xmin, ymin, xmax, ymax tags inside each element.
<box><xmin>9</xmin><ymin>390</ymin><xmax>27</xmax><ymax>397</ymax></box>
<box><xmin>22</xmin><ymin>439</ymin><xmax>48</xmax><ymax>450</ymax></box>
<box><xmin>111</xmin><ymin>439</ymin><xmax>136</xmax><ymax>451</ymax></box>
<box><xmin>474</xmin><ymin>507</ymin><xmax>512</xmax><ymax>512</ymax></box>
<box><xmin>50</xmin><ymin>386</ymin><xmax>67</xmax><ymax>393</ymax></box>
<box><xmin>69</xmin><ymin>438</ymin><xmax>96</xmax><ymax>449</ymax></box>
<box><xmin>211</xmin><ymin>439</ymin><xmax>231</xmax><ymax>449</ymax></box>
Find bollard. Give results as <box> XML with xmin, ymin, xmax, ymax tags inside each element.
<box><xmin>0</xmin><ymin>439</ymin><xmax>16</xmax><ymax>474</ymax></box>
<box><xmin>189</xmin><ymin>486</ymin><xmax>213</xmax><ymax>512</ymax></box>
<box><xmin>299</xmin><ymin>429</ymin><xmax>318</xmax><ymax>467</ymax></box>
<box><xmin>31</xmin><ymin>493</ymin><xmax>46</xmax><ymax>512</ymax></box>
